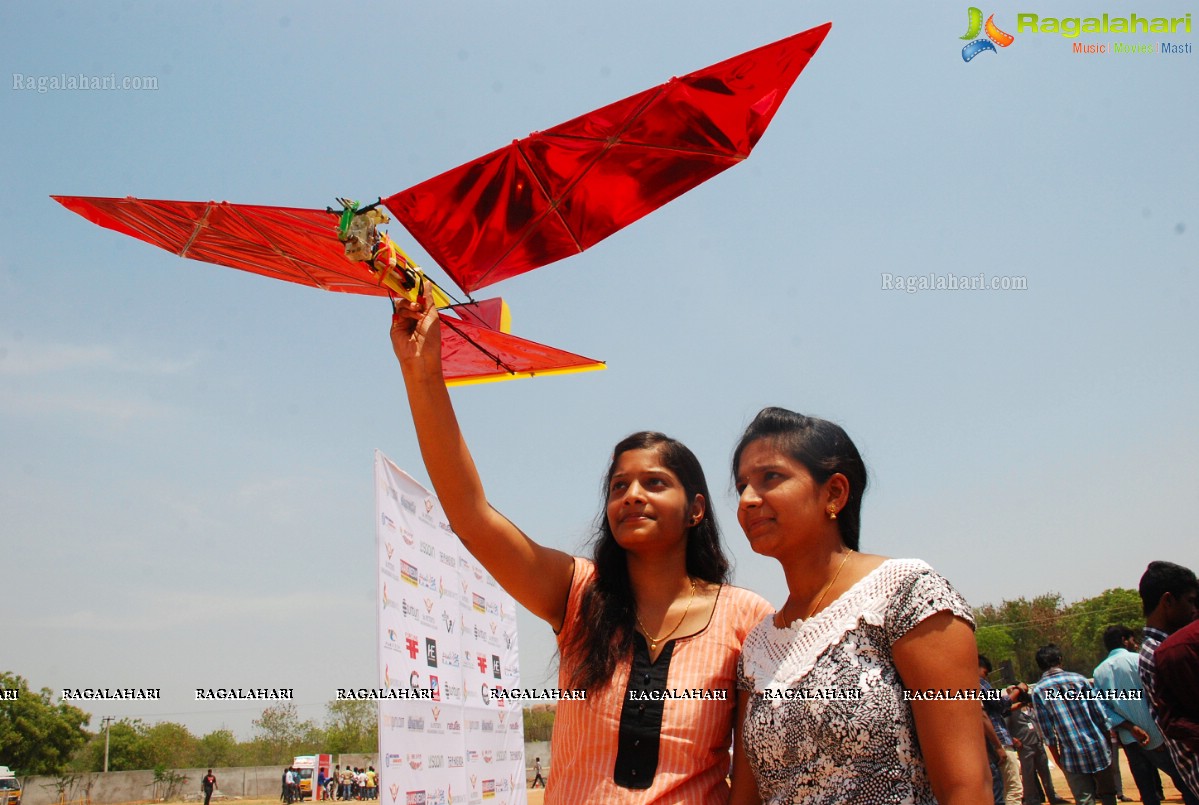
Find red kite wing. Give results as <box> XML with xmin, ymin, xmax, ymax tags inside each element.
<box><xmin>439</xmin><ymin>314</ymin><xmax>604</xmax><ymax>386</ymax></box>
<box><xmin>383</xmin><ymin>23</ymin><xmax>831</xmax><ymax>293</ymax></box>
<box><xmin>52</xmin><ymin>195</ymin><xmax>392</xmax><ymax>296</ymax></box>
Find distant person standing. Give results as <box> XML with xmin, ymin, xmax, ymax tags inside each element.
<box><xmin>1031</xmin><ymin>644</ymin><xmax>1117</xmax><ymax>805</ymax></box>
<box><xmin>980</xmin><ymin>654</ymin><xmax>1023</xmax><ymax>804</ymax></box>
<box><xmin>531</xmin><ymin>757</ymin><xmax>545</xmax><ymax>788</ymax></box>
<box><xmin>1093</xmin><ymin>625</ymin><xmax>1176</xmax><ymax>805</ymax></box>
<box><xmin>202</xmin><ymin>770</ymin><xmax>217</xmax><ymax>805</ymax></box>
<box><xmin>1005</xmin><ymin>685</ymin><xmax>1068</xmax><ymax>805</ymax></box>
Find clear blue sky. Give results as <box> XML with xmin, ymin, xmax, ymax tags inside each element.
<box><xmin>2</xmin><ymin>1</ymin><xmax>1195</xmax><ymax>739</ymax></box>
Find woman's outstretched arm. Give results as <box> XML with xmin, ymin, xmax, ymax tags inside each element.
<box><xmin>391</xmin><ymin>291</ymin><xmax>575</xmax><ymax>629</ymax></box>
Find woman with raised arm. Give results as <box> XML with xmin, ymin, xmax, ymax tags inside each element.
<box><xmin>730</xmin><ymin>407</ymin><xmax>992</xmax><ymax>805</ymax></box>
<box><xmin>391</xmin><ymin>292</ymin><xmax>771</xmax><ymax>804</ymax></box>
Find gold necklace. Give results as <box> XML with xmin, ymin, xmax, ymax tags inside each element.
<box><xmin>777</xmin><ymin>549</ymin><xmax>854</xmax><ymax>627</ymax></box>
<box><xmin>636</xmin><ymin>578</ymin><xmax>697</xmax><ymax>653</ymax></box>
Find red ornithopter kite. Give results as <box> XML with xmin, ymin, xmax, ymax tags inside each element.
<box><xmin>54</xmin><ymin>24</ymin><xmax>830</xmax><ymax>385</ymax></box>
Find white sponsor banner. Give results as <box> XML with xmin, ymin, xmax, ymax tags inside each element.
<box><xmin>376</xmin><ymin>451</ymin><xmax>526</xmax><ymax>805</ymax></box>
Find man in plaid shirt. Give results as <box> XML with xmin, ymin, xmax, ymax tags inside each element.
<box><xmin>1137</xmin><ymin>561</ymin><xmax>1199</xmax><ymax>805</ymax></box>
<box><xmin>1031</xmin><ymin>644</ymin><xmax>1117</xmax><ymax>805</ymax></box>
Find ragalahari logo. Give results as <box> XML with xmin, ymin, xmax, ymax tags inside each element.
<box><xmin>961</xmin><ymin>7</ymin><xmax>1015</xmax><ymax>61</ymax></box>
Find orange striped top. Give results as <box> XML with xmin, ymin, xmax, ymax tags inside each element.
<box><xmin>545</xmin><ymin>557</ymin><xmax>772</xmax><ymax>804</ymax></box>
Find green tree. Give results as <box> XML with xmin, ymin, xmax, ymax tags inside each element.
<box><xmin>142</xmin><ymin>722</ymin><xmax>199</xmax><ymax>768</ymax></box>
<box><xmin>974</xmin><ymin>624</ymin><xmax>1015</xmax><ymax>669</ymax></box>
<box><xmin>523</xmin><ymin>706</ymin><xmax>555</xmax><ymax>742</ymax></box>
<box><xmin>1062</xmin><ymin>588</ymin><xmax>1144</xmax><ymax>672</ymax></box>
<box><xmin>250</xmin><ymin>704</ymin><xmax>315</xmax><ymax>764</ymax></box>
<box><xmin>973</xmin><ymin>593</ymin><xmax>1068</xmax><ymax>682</ymax></box>
<box><xmin>70</xmin><ymin>718</ymin><xmax>153</xmax><ymax>772</ymax></box>
<box><xmin>0</xmin><ymin>672</ymin><xmax>90</xmax><ymax>775</ymax></box>
<box><xmin>195</xmin><ymin>729</ymin><xmax>240</xmax><ymax>767</ymax></box>
<box><xmin>322</xmin><ymin>699</ymin><xmax>375</xmax><ymax>753</ymax></box>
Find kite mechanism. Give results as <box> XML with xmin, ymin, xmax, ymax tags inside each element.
<box><xmin>331</xmin><ymin>198</ymin><xmax>432</xmax><ymax>306</ymax></box>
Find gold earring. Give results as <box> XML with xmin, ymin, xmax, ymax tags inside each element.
<box><xmin>826</xmin><ymin>506</ymin><xmax>837</xmax><ymax>520</ymax></box>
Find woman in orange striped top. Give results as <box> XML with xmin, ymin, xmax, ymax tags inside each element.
<box><xmin>392</xmin><ymin>293</ymin><xmax>772</xmax><ymax>803</ymax></box>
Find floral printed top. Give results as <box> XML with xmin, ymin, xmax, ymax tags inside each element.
<box><xmin>737</xmin><ymin>558</ymin><xmax>975</xmax><ymax>804</ymax></box>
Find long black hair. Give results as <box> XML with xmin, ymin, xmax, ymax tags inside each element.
<box><xmin>563</xmin><ymin>431</ymin><xmax>730</xmax><ymax>692</ymax></box>
<box><xmin>732</xmin><ymin>407</ymin><xmax>868</xmax><ymax>551</ymax></box>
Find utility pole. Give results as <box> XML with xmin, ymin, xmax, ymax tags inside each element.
<box><xmin>101</xmin><ymin>716</ymin><xmax>114</xmax><ymax>773</ymax></box>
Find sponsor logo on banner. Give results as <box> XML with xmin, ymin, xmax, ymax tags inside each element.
<box><xmin>406</xmin><ymin>634</ymin><xmax>420</xmax><ymax>659</ymax></box>
<box><xmin>427</xmin><ymin>755</ymin><xmax>443</xmax><ymax>769</ymax></box>
<box><xmin>401</xmin><ymin>561</ymin><xmax>418</xmax><ymax>586</ymax></box>
<box><xmin>406</xmin><ymin>714</ymin><xmax>425</xmax><ymax>732</ymax></box>
<box><xmin>385</xmin><ymin>542</ymin><xmax>395</xmax><ymax>560</ymax></box>
<box><xmin>442</xmin><ymin>611</ymin><xmax>455</xmax><ymax>633</ymax></box>
<box><xmin>400</xmin><ymin>495</ymin><xmax>416</xmax><ymax>515</ymax></box>
<box><xmin>481</xmin><ymin>779</ymin><xmax>494</xmax><ymax>800</ymax></box>
<box><xmin>419</xmin><ymin>541</ymin><xmax>435</xmax><ymax>557</ymax></box>
<box><xmin>438</xmin><ymin>550</ymin><xmax>455</xmax><ymax>568</ymax></box>
<box><xmin>425</xmin><ymin>638</ymin><xmax>438</xmax><ymax>668</ymax></box>
<box><xmin>401</xmin><ymin>527</ymin><xmax>415</xmax><ymax>546</ymax></box>
<box><xmin>429</xmin><ymin>675</ymin><xmax>440</xmax><ymax>701</ymax></box>
<box><xmin>404</xmin><ymin>792</ymin><xmax>425</xmax><ymax>805</ymax></box>
<box><xmin>491</xmin><ymin>655</ymin><xmax>501</xmax><ymax>680</ymax></box>
<box><xmin>472</xmin><ymin>593</ymin><xmax>486</xmax><ymax>613</ymax></box>
<box><xmin>381</xmin><ymin>513</ymin><xmax>397</xmax><ymax>530</ymax></box>
<box><xmin>447</xmin><ymin>755</ymin><xmax>464</xmax><ymax>768</ymax></box>
<box><xmin>384</xmin><ymin>753</ymin><xmax>403</xmax><ymax>768</ymax></box>
<box><xmin>442</xmin><ymin>650</ymin><xmax>461</xmax><ymax>668</ymax></box>
<box><xmin>407</xmin><ymin>754</ymin><xmax>422</xmax><ymax>770</ymax></box>
<box><xmin>382</xmin><ymin>584</ymin><xmax>399</xmax><ymax>610</ymax></box>
<box><xmin>388</xmin><ymin>784</ymin><xmax>399</xmax><ymax>803</ymax></box>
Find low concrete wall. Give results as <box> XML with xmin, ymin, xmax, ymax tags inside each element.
<box><xmin>21</xmin><ymin>765</ymin><xmax>291</xmax><ymax>805</ymax></box>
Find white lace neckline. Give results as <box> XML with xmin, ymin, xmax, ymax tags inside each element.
<box><xmin>775</xmin><ymin>556</ymin><xmax>894</xmax><ymax>629</ymax></box>
<box><xmin>746</xmin><ymin>558</ymin><xmax>933</xmax><ymax>693</ymax></box>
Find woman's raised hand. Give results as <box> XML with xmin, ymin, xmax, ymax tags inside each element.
<box><xmin>390</xmin><ymin>283</ymin><xmax>442</xmax><ymax>374</ymax></box>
